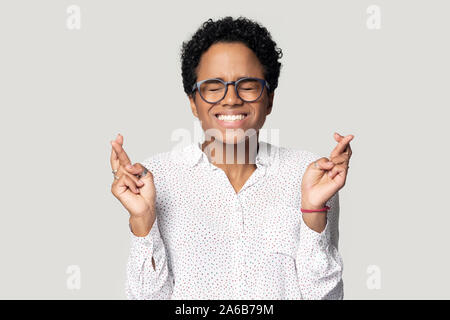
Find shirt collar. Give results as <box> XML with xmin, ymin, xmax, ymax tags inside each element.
<box><xmin>182</xmin><ymin>140</ymin><xmax>277</xmax><ymax>169</ymax></box>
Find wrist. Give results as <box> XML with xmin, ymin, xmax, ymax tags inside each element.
<box><xmin>129</xmin><ymin>214</ymin><xmax>155</xmax><ymax>237</ymax></box>
<box><xmin>301</xmin><ymin>199</ymin><xmax>327</xmax><ymax>211</ymax></box>
<box><xmin>300</xmin><ymin>200</ymin><xmax>328</xmax><ymax>233</ymax></box>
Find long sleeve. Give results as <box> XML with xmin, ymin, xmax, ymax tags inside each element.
<box><xmin>125</xmin><ymin>216</ymin><xmax>174</xmax><ymax>299</ymax></box>
<box><xmin>296</xmin><ymin>191</ymin><xmax>344</xmax><ymax>300</ymax></box>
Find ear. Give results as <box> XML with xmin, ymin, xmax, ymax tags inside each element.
<box><xmin>189</xmin><ymin>94</ymin><xmax>199</xmax><ymax>118</ymax></box>
<box><xmin>266</xmin><ymin>91</ymin><xmax>274</xmax><ymax>116</ymax></box>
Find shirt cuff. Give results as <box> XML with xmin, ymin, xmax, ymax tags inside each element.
<box><xmin>299</xmin><ymin>212</ymin><xmax>331</xmax><ymax>253</ymax></box>
<box><xmin>129</xmin><ymin>216</ymin><xmax>163</xmax><ymax>258</ymax></box>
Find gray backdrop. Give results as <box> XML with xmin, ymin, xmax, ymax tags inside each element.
<box><xmin>0</xmin><ymin>0</ymin><xmax>449</xmax><ymax>299</ymax></box>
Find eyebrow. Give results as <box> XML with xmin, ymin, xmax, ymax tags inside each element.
<box><xmin>213</xmin><ymin>76</ymin><xmax>252</xmax><ymax>81</ymax></box>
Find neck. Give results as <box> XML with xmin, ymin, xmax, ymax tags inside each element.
<box><xmin>202</xmin><ymin>134</ymin><xmax>259</xmax><ymax>169</ymax></box>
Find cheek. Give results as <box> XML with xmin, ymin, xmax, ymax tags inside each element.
<box><xmin>195</xmin><ymin>103</ymin><xmax>212</xmax><ymax>122</ymax></box>
<box><xmin>252</xmin><ymin>105</ymin><xmax>269</xmax><ymax>126</ymax></box>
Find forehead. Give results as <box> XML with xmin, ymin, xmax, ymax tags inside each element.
<box><xmin>196</xmin><ymin>42</ymin><xmax>264</xmax><ymax>80</ymax></box>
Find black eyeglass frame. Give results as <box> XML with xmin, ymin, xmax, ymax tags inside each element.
<box><xmin>191</xmin><ymin>77</ymin><xmax>271</xmax><ymax>104</ymax></box>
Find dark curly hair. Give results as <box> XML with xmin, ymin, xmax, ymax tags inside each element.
<box><xmin>180</xmin><ymin>16</ymin><xmax>283</xmax><ymax>97</ymax></box>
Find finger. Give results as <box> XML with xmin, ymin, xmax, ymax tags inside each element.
<box><xmin>330</xmin><ymin>133</ymin><xmax>354</xmax><ymax>158</ymax></box>
<box><xmin>111</xmin><ymin>174</ymin><xmax>128</xmax><ymax>196</ymax></box>
<box><xmin>335</xmin><ymin>133</ymin><xmax>355</xmax><ymax>152</ymax></box>
<box><xmin>344</xmin><ymin>144</ymin><xmax>352</xmax><ymax>158</ymax></box>
<box><xmin>110</xmin><ymin>133</ymin><xmax>121</xmax><ymax>169</ymax></box>
<box><xmin>139</xmin><ymin>167</ymin><xmax>153</xmax><ymax>180</ymax></box>
<box><xmin>330</xmin><ymin>153</ymin><xmax>350</xmax><ymax>165</ymax></box>
<box><xmin>334</xmin><ymin>132</ymin><xmax>344</xmax><ymax>143</ymax></box>
<box><xmin>110</xmin><ymin>147</ymin><xmax>119</xmax><ymax>171</ymax></box>
<box><xmin>328</xmin><ymin>163</ymin><xmax>348</xmax><ymax>180</ymax></box>
<box><xmin>117</xmin><ymin>166</ymin><xmax>145</xmax><ymax>188</ymax></box>
<box><xmin>116</xmin><ymin>133</ymin><xmax>123</xmax><ymax>146</ymax></box>
<box><xmin>311</xmin><ymin>157</ymin><xmax>335</xmax><ymax>171</ymax></box>
<box><xmin>124</xmin><ymin>162</ymin><xmax>146</xmax><ymax>176</ymax></box>
<box><xmin>110</xmin><ymin>139</ymin><xmax>132</xmax><ymax>167</ymax></box>
<box><xmin>138</xmin><ymin>167</ymin><xmax>154</xmax><ymax>186</ymax></box>
<box><xmin>114</xmin><ymin>173</ymin><xmax>140</xmax><ymax>194</ymax></box>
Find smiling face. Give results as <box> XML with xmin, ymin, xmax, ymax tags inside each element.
<box><xmin>189</xmin><ymin>42</ymin><xmax>274</xmax><ymax>145</ymax></box>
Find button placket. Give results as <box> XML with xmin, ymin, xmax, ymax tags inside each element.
<box><xmin>231</xmin><ymin>232</ymin><xmax>247</xmax><ymax>298</ymax></box>
<box><xmin>234</xmin><ymin>196</ymin><xmax>248</xmax><ymax>298</ymax></box>
<box><xmin>234</xmin><ymin>197</ymin><xmax>244</xmax><ymax>236</ymax></box>
<box><xmin>238</xmin><ymin>232</ymin><xmax>248</xmax><ymax>298</ymax></box>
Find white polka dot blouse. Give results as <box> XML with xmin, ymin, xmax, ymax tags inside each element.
<box><xmin>125</xmin><ymin>141</ymin><xmax>343</xmax><ymax>300</ymax></box>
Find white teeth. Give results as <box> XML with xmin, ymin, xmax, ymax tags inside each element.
<box><xmin>217</xmin><ymin>114</ymin><xmax>246</xmax><ymax>121</ymax></box>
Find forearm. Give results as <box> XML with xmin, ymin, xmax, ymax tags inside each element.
<box><xmin>301</xmin><ymin>212</ymin><xmax>327</xmax><ymax>233</ymax></box>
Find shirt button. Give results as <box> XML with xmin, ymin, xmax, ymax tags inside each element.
<box><xmin>144</xmin><ymin>240</ymin><xmax>152</xmax><ymax>248</ymax></box>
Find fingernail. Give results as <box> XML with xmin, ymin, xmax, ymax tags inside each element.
<box><xmin>137</xmin><ymin>180</ymin><xmax>144</xmax><ymax>186</ymax></box>
<box><xmin>328</xmin><ymin>171</ymin><xmax>332</xmax><ymax>177</ymax></box>
<box><xmin>126</xmin><ymin>164</ymin><xmax>132</xmax><ymax>169</ymax></box>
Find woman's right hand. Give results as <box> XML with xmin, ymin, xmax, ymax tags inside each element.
<box><xmin>110</xmin><ymin>134</ymin><xmax>156</xmax><ymax>235</ymax></box>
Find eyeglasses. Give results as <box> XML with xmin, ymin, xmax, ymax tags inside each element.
<box><xmin>191</xmin><ymin>77</ymin><xmax>270</xmax><ymax>104</ymax></box>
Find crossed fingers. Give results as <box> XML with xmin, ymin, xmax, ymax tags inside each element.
<box><xmin>110</xmin><ymin>134</ymin><xmax>132</xmax><ymax>170</ymax></box>
<box><xmin>330</xmin><ymin>133</ymin><xmax>353</xmax><ymax>168</ymax></box>
<box><xmin>110</xmin><ymin>134</ymin><xmax>146</xmax><ymax>192</ymax></box>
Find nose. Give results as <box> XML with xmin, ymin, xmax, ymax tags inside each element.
<box><xmin>221</xmin><ymin>83</ymin><xmax>243</xmax><ymax>106</ymax></box>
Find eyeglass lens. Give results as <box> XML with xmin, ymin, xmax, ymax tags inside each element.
<box><xmin>199</xmin><ymin>79</ymin><xmax>264</xmax><ymax>103</ymax></box>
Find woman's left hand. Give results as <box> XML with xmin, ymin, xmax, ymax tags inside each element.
<box><xmin>301</xmin><ymin>132</ymin><xmax>354</xmax><ymax>210</ymax></box>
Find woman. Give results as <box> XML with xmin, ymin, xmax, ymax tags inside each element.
<box><xmin>110</xmin><ymin>16</ymin><xmax>353</xmax><ymax>300</ymax></box>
